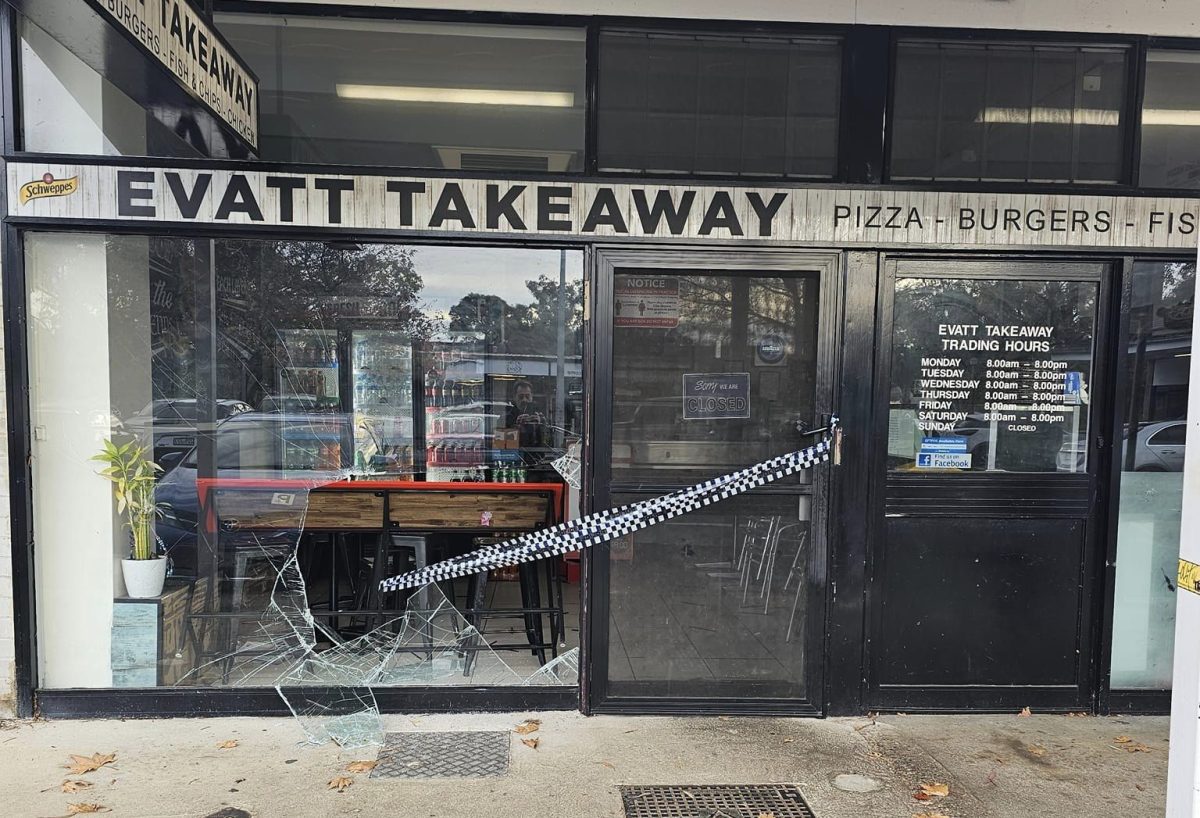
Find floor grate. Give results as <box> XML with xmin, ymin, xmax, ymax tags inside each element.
<box><xmin>370</xmin><ymin>731</ymin><xmax>510</xmax><ymax>779</ymax></box>
<box><xmin>620</xmin><ymin>784</ymin><xmax>816</xmax><ymax>818</ymax></box>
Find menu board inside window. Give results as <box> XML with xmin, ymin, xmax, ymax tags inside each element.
<box><xmin>887</xmin><ymin>276</ymin><xmax>1098</xmax><ymax>473</ymax></box>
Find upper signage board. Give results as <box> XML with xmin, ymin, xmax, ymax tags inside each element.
<box><xmin>8</xmin><ymin>161</ymin><xmax>1200</xmax><ymax>250</ymax></box>
<box><xmin>93</xmin><ymin>0</ymin><xmax>258</xmax><ymax>148</ymax></box>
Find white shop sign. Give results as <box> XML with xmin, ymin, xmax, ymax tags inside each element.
<box><xmin>9</xmin><ymin>161</ymin><xmax>1200</xmax><ymax>250</ymax></box>
<box><xmin>94</xmin><ymin>0</ymin><xmax>258</xmax><ymax>147</ymax></box>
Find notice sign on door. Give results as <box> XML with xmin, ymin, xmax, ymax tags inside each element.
<box><xmin>615</xmin><ymin>275</ymin><xmax>680</xmax><ymax>328</ymax></box>
<box><xmin>682</xmin><ymin>373</ymin><xmax>751</xmax><ymax>420</ymax></box>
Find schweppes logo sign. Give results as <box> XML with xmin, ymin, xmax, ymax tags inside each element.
<box><xmin>20</xmin><ymin>173</ymin><xmax>79</xmax><ymax>205</ymax></box>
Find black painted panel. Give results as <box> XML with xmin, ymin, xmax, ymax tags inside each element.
<box><xmin>876</xmin><ymin>516</ymin><xmax>1083</xmax><ymax>687</ymax></box>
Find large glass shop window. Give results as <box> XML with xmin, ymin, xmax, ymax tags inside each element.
<box><xmin>216</xmin><ymin>14</ymin><xmax>586</xmax><ymax>171</ymax></box>
<box><xmin>887</xmin><ymin>276</ymin><xmax>1098</xmax><ymax>473</ymax></box>
<box><xmin>1110</xmin><ymin>260</ymin><xmax>1195</xmax><ymax>689</ymax></box>
<box><xmin>25</xmin><ymin>233</ymin><xmax>584</xmax><ymax>691</ymax></box>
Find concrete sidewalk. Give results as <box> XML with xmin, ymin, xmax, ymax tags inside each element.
<box><xmin>0</xmin><ymin>711</ymin><xmax>1168</xmax><ymax>818</ymax></box>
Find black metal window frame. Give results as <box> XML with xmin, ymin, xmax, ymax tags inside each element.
<box><xmin>1096</xmin><ymin>252</ymin><xmax>1193</xmax><ymax>716</ymax></box>
<box><xmin>3</xmin><ymin>0</ymin><xmax>1200</xmax><ymax>719</ymax></box>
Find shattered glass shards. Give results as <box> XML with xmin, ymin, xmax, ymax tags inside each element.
<box><xmin>523</xmin><ymin>647</ymin><xmax>579</xmax><ymax>686</ymax></box>
<box><xmin>550</xmin><ymin>441</ymin><xmax>582</xmax><ymax>490</ymax></box>
<box><xmin>182</xmin><ymin>519</ymin><xmax>576</xmax><ymax>746</ymax></box>
<box><xmin>276</xmin><ymin>583</ymin><xmax>528</xmax><ymax>689</ymax></box>
<box><xmin>277</xmin><ymin>686</ymin><xmax>384</xmax><ymax>750</ymax></box>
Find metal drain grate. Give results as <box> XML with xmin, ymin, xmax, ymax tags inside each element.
<box><xmin>370</xmin><ymin>731</ymin><xmax>510</xmax><ymax>779</ymax></box>
<box><xmin>620</xmin><ymin>784</ymin><xmax>816</xmax><ymax>818</ymax></box>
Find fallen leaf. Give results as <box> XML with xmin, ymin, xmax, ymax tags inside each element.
<box><xmin>913</xmin><ymin>791</ymin><xmax>931</xmax><ymax>802</ymax></box>
<box><xmin>1136</xmin><ymin>784</ymin><xmax>1146</xmax><ymax>792</ymax></box>
<box><xmin>216</xmin><ymin>740</ymin><xmax>239</xmax><ymax>750</ymax></box>
<box><xmin>328</xmin><ymin>775</ymin><xmax>353</xmax><ymax>793</ymax></box>
<box><xmin>783</xmin><ymin>738</ymin><xmax>795</xmax><ymax>744</ymax></box>
<box><xmin>919</xmin><ymin>783</ymin><xmax>950</xmax><ymax>798</ymax></box>
<box><xmin>986</xmin><ymin>770</ymin><xmax>998</xmax><ymax>786</ymax></box>
<box><xmin>1018</xmin><ymin>707</ymin><xmax>1032</xmax><ymax>717</ymax></box>
<box><xmin>65</xmin><ymin>754</ymin><xmax>116</xmax><ymax>775</ymax></box>
<box><xmin>1026</xmin><ymin>745</ymin><xmax>1047</xmax><ymax>758</ymax></box>
<box><xmin>521</xmin><ymin>737</ymin><xmax>539</xmax><ymax>750</ymax></box>
<box><xmin>599</xmin><ymin>761</ymin><xmax>615</xmax><ymax>769</ymax></box>
<box><xmin>1066</xmin><ymin>712</ymin><xmax>1089</xmax><ymax>718</ymax></box>
<box><xmin>345</xmin><ymin>760</ymin><xmax>377</xmax><ymax>773</ymax></box>
<box><xmin>1122</xmin><ymin>742</ymin><xmax>1153</xmax><ymax>754</ymax></box>
<box><xmin>61</xmin><ymin>781</ymin><xmax>94</xmax><ymax>794</ymax></box>
<box><xmin>514</xmin><ymin>720</ymin><xmax>541</xmax><ymax>736</ymax></box>
<box><xmin>1114</xmin><ymin>736</ymin><xmax>1133</xmax><ymax>744</ymax></box>
<box><xmin>67</xmin><ymin>805</ymin><xmax>110</xmax><ymax>815</ymax></box>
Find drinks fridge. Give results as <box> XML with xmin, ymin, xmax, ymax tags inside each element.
<box><xmin>352</xmin><ymin>330</ymin><xmax>415</xmax><ymax>475</ymax></box>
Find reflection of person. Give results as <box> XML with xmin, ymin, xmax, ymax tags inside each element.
<box><xmin>505</xmin><ymin>380</ymin><xmax>546</xmax><ymax>448</ymax></box>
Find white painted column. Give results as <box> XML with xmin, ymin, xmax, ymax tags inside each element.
<box><xmin>27</xmin><ymin>235</ymin><xmax>116</xmax><ymax>688</ymax></box>
<box><xmin>1165</xmin><ymin>241</ymin><xmax>1200</xmax><ymax>816</ymax></box>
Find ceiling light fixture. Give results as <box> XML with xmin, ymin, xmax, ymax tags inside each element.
<box><xmin>975</xmin><ymin>107</ymin><xmax>1120</xmax><ymax>126</ymax></box>
<box><xmin>1142</xmin><ymin>109</ymin><xmax>1200</xmax><ymax>127</ymax></box>
<box><xmin>336</xmin><ymin>84</ymin><xmax>575</xmax><ymax>107</ymax></box>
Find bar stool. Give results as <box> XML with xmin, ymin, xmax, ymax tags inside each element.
<box><xmin>461</xmin><ymin>541</ymin><xmax>564</xmax><ymax>674</ymax></box>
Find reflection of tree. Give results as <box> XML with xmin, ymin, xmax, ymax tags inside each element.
<box><xmin>447</xmin><ymin>276</ymin><xmax>584</xmax><ymax>353</ymax></box>
<box><xmin>214</xmin><ymin>241</ymin><xmax>431</xmax><ymax>405</ymax></box>
<box><xmin>892</xmin><ymin>278</ymin><xmax>1097</xmax><ymax>397</ymax></box>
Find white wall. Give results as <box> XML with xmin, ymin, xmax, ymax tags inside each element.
<box><xmin>27</xmin><ymin>235</ymin><xmax>117</xmax><ymax>689</ymax></box>
<box><xmin>0</xmin><ymin>270</ymin><xmax>14</xmax><ymax>715</ymax></box>
<box><xmin>255</xmin><ymin>0</ymin><xmax>1200</xmax><ymax>37</ymax></box>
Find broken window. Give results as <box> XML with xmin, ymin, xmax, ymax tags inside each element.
<box><xmin>25</xmin><ymin>233</ymin><xmax>585</xmax><ymax>718</ymax></box>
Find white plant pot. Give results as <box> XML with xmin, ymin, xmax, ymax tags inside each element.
<box><xmin>121</xmin><ymin>557</ymin><xmax>167</xmax><ymax>599</ymax></box>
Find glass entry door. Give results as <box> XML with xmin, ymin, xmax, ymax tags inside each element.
<box><xmin>589</xmin><ymin>250</ymin><xmax>838</xmax><ymax>712</ymax></box>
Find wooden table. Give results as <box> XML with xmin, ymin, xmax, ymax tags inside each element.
<box><xmin>192</xmin><ymin>478</ymin><xmax>568</xmax><ymax>664</ymax></box>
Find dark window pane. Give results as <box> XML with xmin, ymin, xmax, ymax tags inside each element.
<box><xmin>598</xmin><ymin>32</ymin><xmax>840</xmax><ymax>178</ymax></box>
<box><xmin>606</xmin><ymin>493</ymin><xmax>810</xmax><ymax>699</ymax></box>
<box><xmin>611</xmin><ymin>271</ymin><xmax>820</xmax><ymax>486</ymax></box>
<box><xmin>1148</xmin><ymin>423</ymin><xmax>1187</xmax><ymax>446</ymax></box>
<box><xmin>217</xmin><ymin>15</ymin><xmax>586</xmax><ymax>171</ymax></box>
<box><xmin>1139</xmin><ymin>50</ymin><xmax>1200</xmax><ymax>188</ymax></box>
<box><xmin>891</xmin><ymin>40</ymin><xmax>1128</xmax><ymax>183</ymax></box>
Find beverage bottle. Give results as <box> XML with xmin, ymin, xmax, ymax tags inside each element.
<box><xmin>425</xmin><ymin>368</ymin><xmax>437</xmax><ymax>405</ymax></box>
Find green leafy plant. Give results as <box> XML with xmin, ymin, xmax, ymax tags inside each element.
<box><xmin>91</xmin><ymin>439</ymin><xmax>163</xmax><ymax>561</ymax></box>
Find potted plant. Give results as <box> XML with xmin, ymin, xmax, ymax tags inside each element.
<box><xmin>93</xmin><ymin>438</ymin><xmax>165</xmax><ymax>598</ymax></box>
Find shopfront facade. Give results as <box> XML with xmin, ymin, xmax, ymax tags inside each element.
<box><xmin>2</xmin><ymin>0</ymin><xmax>1199</xmax><ymax>720</ymax></box>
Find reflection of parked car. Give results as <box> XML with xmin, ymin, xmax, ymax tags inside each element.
<box><xmin>1126</xmin><ymin>420</ymin><xmax>1186</xmax><ymax>472</ymax></box>
<box><xmin>123</xmin><ymin>398</ymin><xmax>252</xmax><ymax>462</ymax></box>
<box><xmin>155</xmin><ymin>412</ymin><xmax>353</xmax><ymax>576</ymax></box>
<box><xmin>1057</xmin><ymin>420</ymin><xmax>1186</xmax><ymax>472</ymax></box>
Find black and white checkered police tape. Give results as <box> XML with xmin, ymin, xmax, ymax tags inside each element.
<box><xmin>379</xmin><ymin>418</ymin><xmax>839</xmax><ymax>593</ymax></box>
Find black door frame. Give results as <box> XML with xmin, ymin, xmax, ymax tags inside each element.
<box><xmin>864</xmin><ymin>255</ymin><xmax>1119</xmax><ymax>712</ymax></box>
<box><xmin>584</xmin><ymin>245</ymin><xmax>843</xmax><ymax>715</ymax></box>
